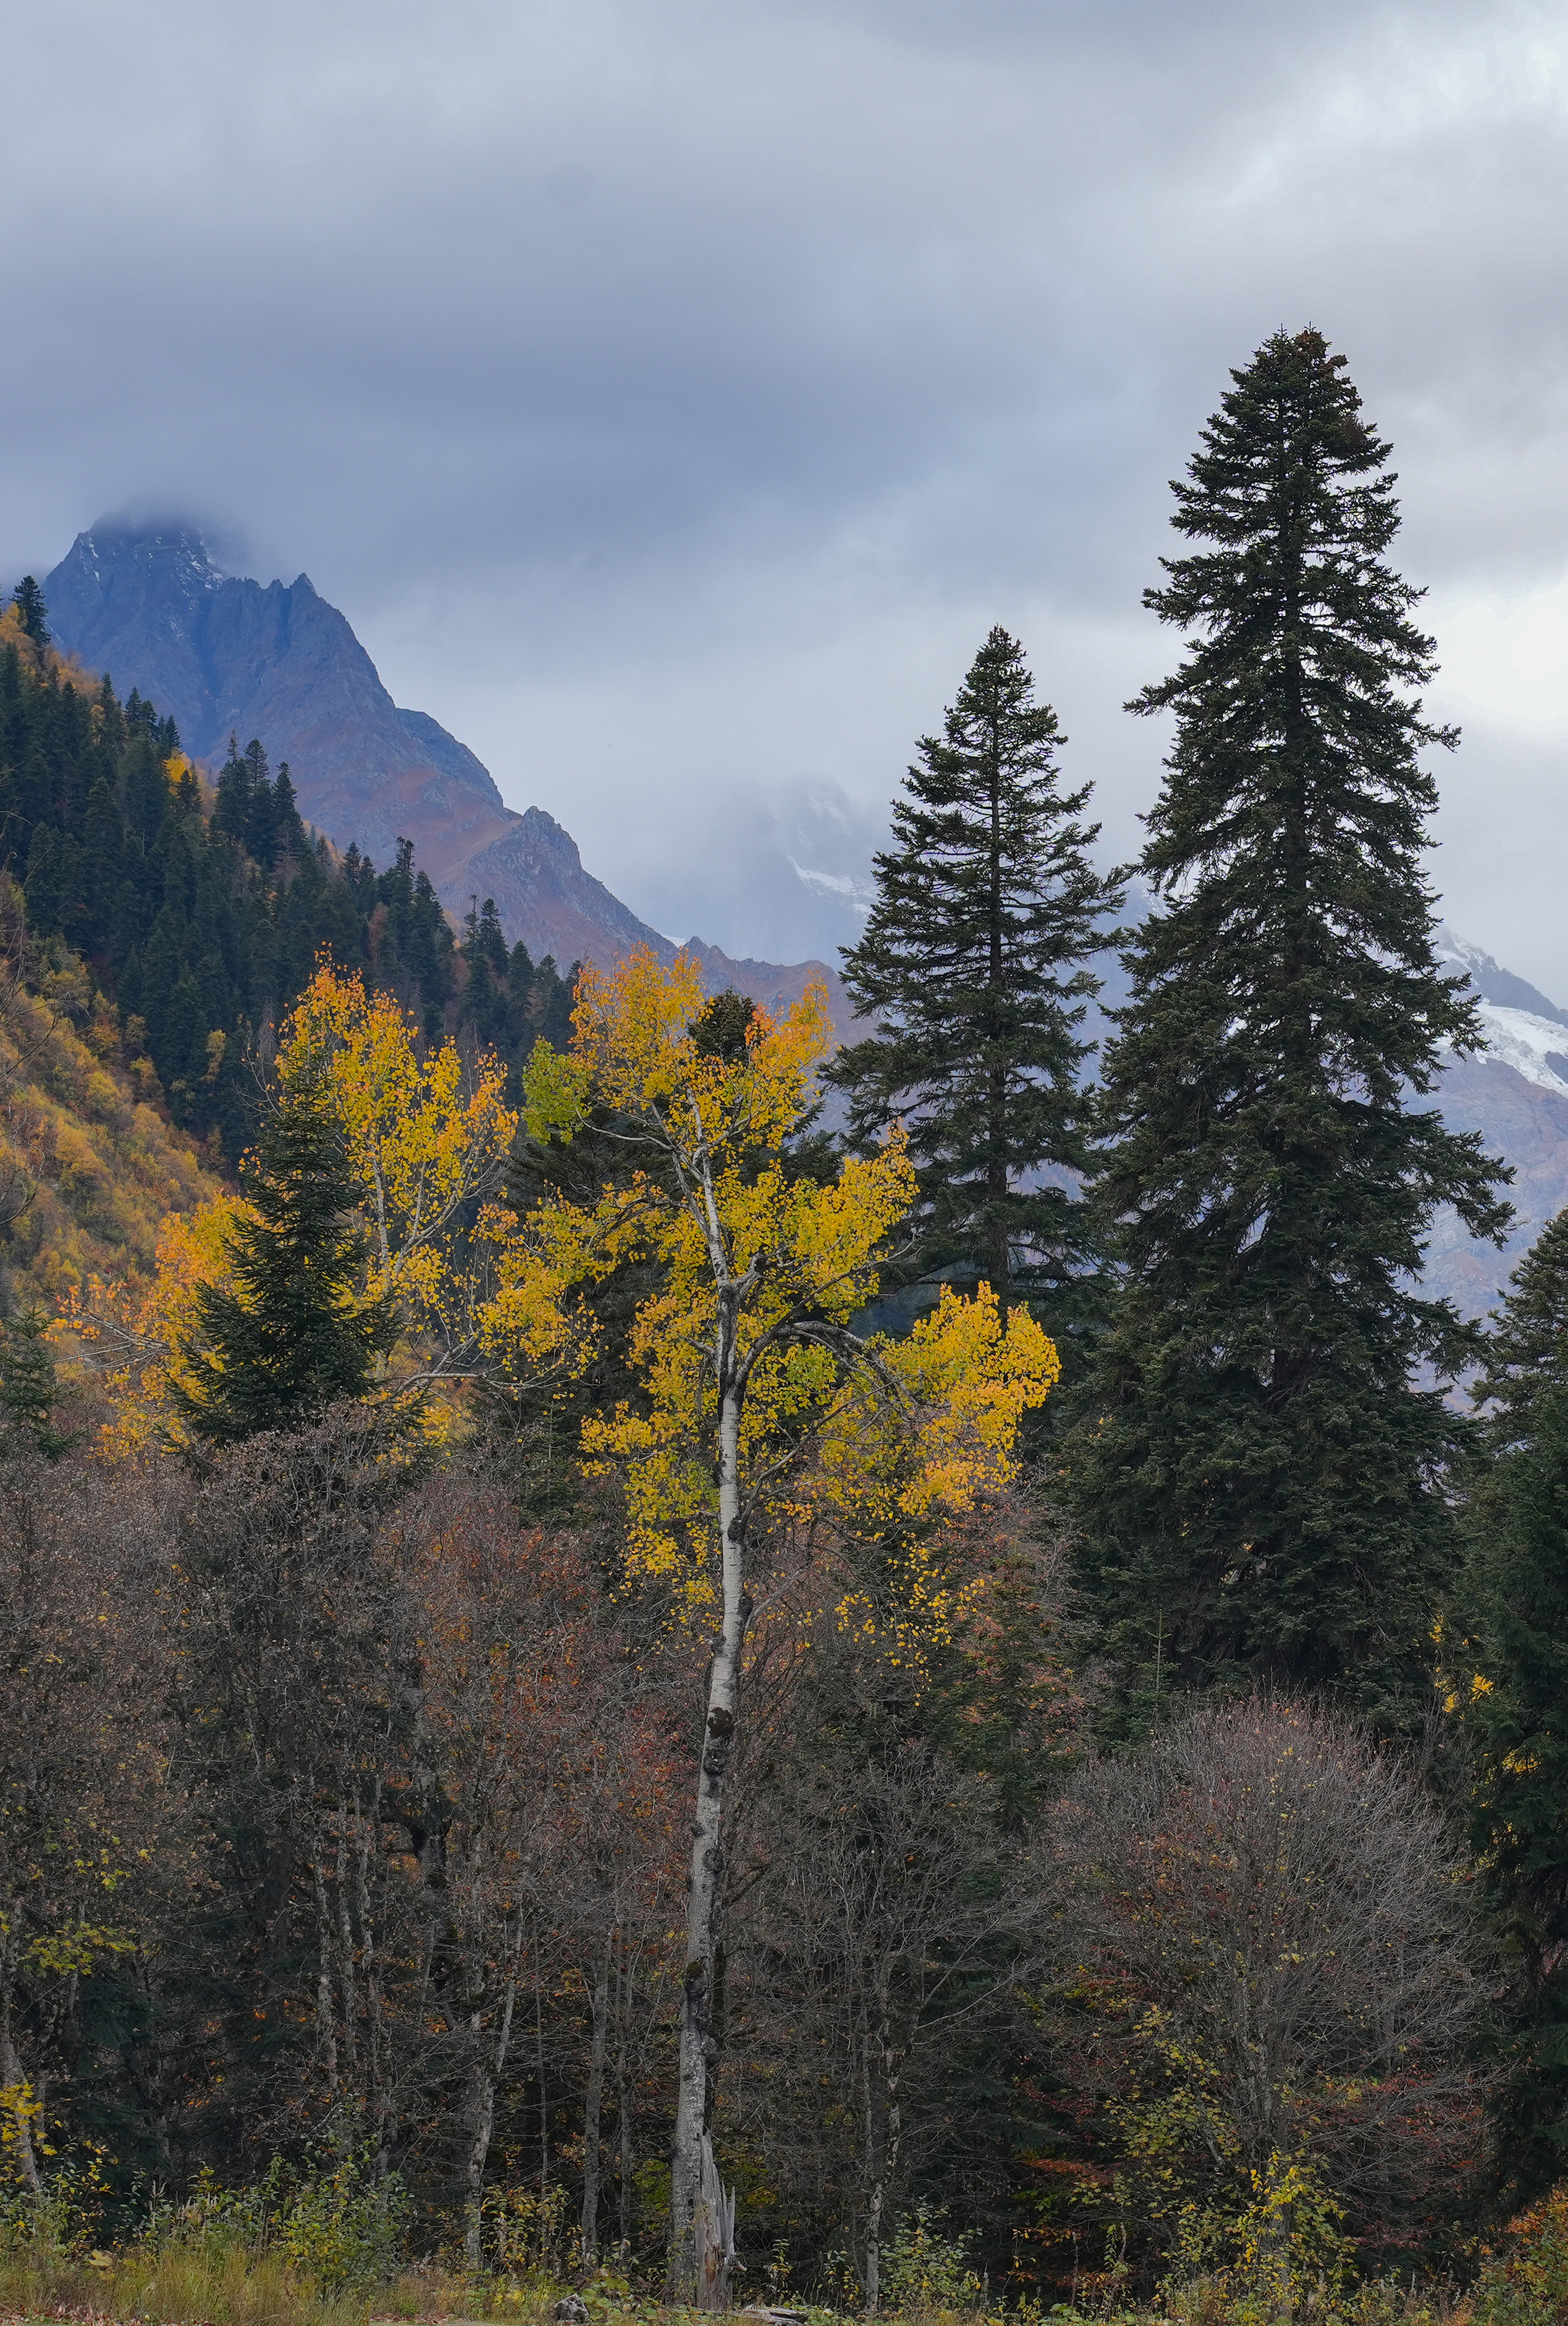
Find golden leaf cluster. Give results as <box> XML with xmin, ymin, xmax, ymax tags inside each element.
<box><xmin>479</xmin><ymin>946</ymin><xmax>1058</xmax><ymax>1599</ymax></box>
<box><xmin>76</xmin><ymin>961</ymin><xmax>517</xmax><ymax>1455</ymax></box>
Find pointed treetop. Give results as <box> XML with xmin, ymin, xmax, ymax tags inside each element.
<box><xmin>9</xmin><ymin>576</ymin><xmax>49</xmax><ymax>651</ymax></box>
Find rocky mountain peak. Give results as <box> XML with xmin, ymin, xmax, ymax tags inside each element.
<box><xmin>41</xmin><ymin>522</ymin><xmax>843</xmax><ymax>1023</ymax></box>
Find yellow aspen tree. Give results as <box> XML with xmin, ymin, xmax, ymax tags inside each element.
<box><xmin>280</xmin><ymin>963</ymin><xmax>517</xmax><ymax>1372</ymax></box>
<box><xmin>72</xmin><ymin>962</ymin><xmax>516</xmax><ymax>1451</ymax></box>
<box><xmin>478</xmin><ymin>948</ymin><xmax>1058</xmax><ymax>2305</ymax></box>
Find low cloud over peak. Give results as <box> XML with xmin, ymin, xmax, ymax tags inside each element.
<box><xmin>7</xmin><ymin>0</ymin><xmax>1568</xmax><ymax>974</ymax></box>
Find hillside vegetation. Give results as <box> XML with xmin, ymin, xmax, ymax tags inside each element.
<box><xmin>0</xmin><ymin>883</ymin><xmax>222</xmax><ymax>1311</ymax></box>
<box><xmin>5</xmin><ymin>333</ymin><xmax>1568</xmax><ymax>2326</ymax></box>
<box><xmin>0</xmin><ymin>597</ymin><xmax>575</xmax><ymax>1167</ymax></box>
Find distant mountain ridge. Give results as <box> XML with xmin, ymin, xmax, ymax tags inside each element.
<box><xmin>39</xmin><ymin>520</ymin><xmax>1568</xmax><ymax>1324</ymax></box>
<box><xmin>42</xmin><ymin>524</ymin><xmax>845</xmax><ymax>1023</ymax></box>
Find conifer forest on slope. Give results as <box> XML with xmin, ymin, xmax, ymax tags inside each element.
<box><xmin>1</xmin><ymin>329</ymin><xmax>1567</xmax><ymax>2324</ymax></box>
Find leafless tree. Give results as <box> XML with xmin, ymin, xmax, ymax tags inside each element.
<box><xmin>167</xmin><ymin>1406</ymin><xmax>431</xmax><ymax>2163</ymax></box>
<box><xmin>400</xmin><ymin>1479</ymin><xmax>688</xmax><ymax>2264</ymax></box>
<box><xmin>729</xmin><ymin>1719</ymin><xmax>1038</xmax><ymax>2307</ymax></box>
<box><xmin>0</xmin><ymin>1436</ymin><xmax>190</xmax><ymax>2199</ymax></box>
<box><xmin>1048</xmin><ymin>1697</ymin><xmax>1486</xmax><ymax>2277</ymax></box>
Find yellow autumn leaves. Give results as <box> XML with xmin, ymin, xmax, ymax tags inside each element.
<box><xmin>76</xmin><ymin>948</ymin><xmax>1059</xmax><ymax>1560</ymax></box>
<box><xmin>72</xmin><ymin>962</ymin><xmax>518</xmax><ymax>1453</ymax></box>
<box><xmin>482</xmin><ymin>946</ymin><xmax>1059</xmax><ymax>1592</ymax></box>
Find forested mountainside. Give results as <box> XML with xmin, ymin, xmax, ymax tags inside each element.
<box><xmin>0</xmin><ymin>598</ymin><xmax>574</xmax><ymax>1164</ymax></box>
<box><xmin>43</xmin><ymin>522</ymin><xmax>518</xmax><ymax>887</ymax></box>
<box><xmin>43</xmin><ymin>524</ymin><xmax>848</xmax><ymax>1023</ymax></box>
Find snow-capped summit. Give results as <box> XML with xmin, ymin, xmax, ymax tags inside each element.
<box><xmin>1436</xmin><ymin>924</ymin><xmax>1568</xmax><ymax>1028</ymax></box>
<box><xmin>1434</xmin><ymin>926</ymin><xmax>1568</xmax><ymax>1095</ymax></box>
<box><xmin>1465</xmin><ymin>1002</ymin><xmax>1568</xmax><ymax>1099</ymax></box>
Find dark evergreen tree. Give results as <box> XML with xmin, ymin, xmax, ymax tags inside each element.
<box><xmin>1462</xmin><ymin>1212</ymin><xmax>1568</xmax><ymax>2206</ymax></box>
<box><xmin>690</xmin><ymin>986</ymin><xmax>756</xmax><ymax>1062</ymax></box>
<box><xmin>271</xmin><ymin>762</ymin><xmax>304</xmax><ymax>859</ymax></box>
<box><xmin>0</xmin><ymin>1306</ymin><xmax>72</xmax><ymax>1460</ymax></box>
<box><xmin>9</xmin><ymin>577</ymin><xmax>49</xmax><ymax>651</ymax></box>
<box><xmin>177</xmin><ymin>1077</ymin><xmax>398</xmax><ymax>1445</ymax></box>
<box><xmin>1072</xmin><ymin>328</ymin><xmax>1510</xmax><ymax>1721</ymax></box>
<box><xmin>0</xmin><ymin>633</ymin><xmax>570</xmax><ymax>1155</ymax></box>
<box><xmin>120</xmin><ymin>732</ymin><xmax>167</xmax><ymax>850</ymax></box>
<box><xmin>1468</xmin><ymin>1208</ymin><xmax>1568</xmax><ymax>1456</ymax></box>
<box><xmin>212</xmin><ymin>732</ymin><xmax>255</xmax><ymax>848</ymax></box>
<box><xmin>828</xmin><ymin>627</ymin><xmax>1121</xmax><ymax>1322</ymax></box>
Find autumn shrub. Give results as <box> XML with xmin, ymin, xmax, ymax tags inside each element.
<box><xmin>158</xmin><ymin>2148</ymin><xmax>411</xmax><ymax>2293</ymax></box>
<box><xmin>1470</xmin><ymin>2182</ymin><xmax>1568</xmax><ymax>2326</ymax></box>
<box><xmin>0</xmin><ymin>2145</ymin><xmax>408</xmax><ymax>2326</ymax></box>
<box><xmin>0</xmin><ymin>2238</ymin><xmax>377</xmax><ymax>2326</ymax></box>
<box><xmin>1048</xmin><ymin>1699</ymin><xmax>1485</xmax><ymax>2289</ymax></box>
<box><xmin>878</xmin><ymin>2202</ymin><xmax>985</xmax><ymax>2311</ymax></box>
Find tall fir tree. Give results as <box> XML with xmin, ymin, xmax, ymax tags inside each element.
<box><xmin>828</xmin><ymin>627</ymin><xmax>1122</xmax><ymax>1324</ymax></box>
<box><xmin>9</xmin><ymin>576</ymin><xmax>49</xmax><ymax>651</ymax></box>
<box><xmin>1460</xmin><ymin>1212</ymin><xmax>1568</xmax><ymax>2206</ymax></box>
<box><xmin>1072</xmin><ymin>328</ymin><xmax>1510</xmax><ymax>1721</ymax></box>
<box><xmin>177</xmin><ymin>1077</ymin><xmax>397</xmax><ymax>1444</ymax></box>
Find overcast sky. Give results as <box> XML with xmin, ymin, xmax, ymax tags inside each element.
<box><xmin>6</xmin><ymin>0</ymin><xmax>1568</xmax><ymax>982</ymax></box>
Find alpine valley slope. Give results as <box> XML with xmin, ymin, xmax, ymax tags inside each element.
<box><xmin>38</xmin><ymin>522</ymin><xmax>1568</xmax><ymax>1322</ymax></box>
<box><xmin>42</xmin><ymin>523</ymin><xmax>844</xmax><ymax>1027</ymax></box>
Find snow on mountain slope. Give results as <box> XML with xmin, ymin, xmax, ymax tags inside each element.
<box><xmin>1427</xmin><ymin>932</ymin><xmax>1568</xmax><ymax>1317</ymax></box>
<box><xmin>1436</xmin><ymin>925</ymin><xmax>1568</xmax><ymax>1028</ymax></box>
<box><xmin>1466</xmin><ymin>1002</ymin><xmax>1568</xmax><ymax>1097</ymax></box>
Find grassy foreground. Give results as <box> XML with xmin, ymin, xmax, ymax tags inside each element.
<box><xmin>1</xmin><ymin>2185</ymin><xmax>1567</xmax><ymax>2326</ymax></box>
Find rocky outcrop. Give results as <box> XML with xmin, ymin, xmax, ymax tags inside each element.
<box><xmin>45</xmin><ymin>522</ymin><xmax>516</xmax><ymax>874</ymax></box>
<box><xmin>42</xmin><ymin>524</ymin><xmax>846</xmax><ymax>1025</ymax></box>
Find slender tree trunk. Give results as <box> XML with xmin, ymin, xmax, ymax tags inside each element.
<box><xmin>535</xmin><ymin>1913</ymin><xmax>549</xmax><ymax>2200</ymax></box>
<box><xmin>668</xmin><ymin>1291</ymin><xmax>746</xmax><ymax>2305</ymax></box>
<box><xmin>581</xmin><ymin>1923</ymin><xmax>613</xmax><ymax>2263</ymax></box>
<box><xmin>312</xmin><ymin>1858</ymin><xmax>342</xmax><ymax>2099</ymax></box>
<box><xmin>464</xmin><ymin>1908</ymin><xmax>525</xmax><ymax>2269</ymax></box>
<box><xmin>0</xmin><ymin>1931</ymin><xmax>42</xmax><ymax>2206</ymax></box>
<box><xmin>863</xmin><ymin>2028</ymin><xmax>883</xmax><ymax>2315</ymax></box>
<box><xmin>335</xmin><ymin>1818</ymin><xmax>361</xmax><ymax>2086</ymax></box>
<box><xmin>616</xmin><ymin>1938</ymin><xmax>634</xmax><ymax>2260</ymax></box>
<box><xmin>353</xmin><ymin>1781</ymin><xmax>394</xmax><ymax>2160</ymax></box>
<box><xmin>464</xmin><ymin>2059</ymin><xmax>498</xmax><ymax>2271</ymax></box>
<box><xmin>862</xmin><ymin>1972</ymin><xmax>902</xmax><ymax>2315</ymax></box>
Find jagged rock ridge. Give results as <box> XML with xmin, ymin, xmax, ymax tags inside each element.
<box><xmin>42</xmin><ymin>524</ymin><xmax>845</xmax><ymax>1020</ymax></box>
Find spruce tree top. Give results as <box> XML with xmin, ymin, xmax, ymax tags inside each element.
<box><xmin>9</xmin><ymin>577</ymin><xmax>49</xmax><ymax>651</ymax></box>
<box><xmin>1078</xmin><ymin>328</ymin><xmax>1511</xmax><ymax>1711</ymax></box>
<box><xmin>1472</xmin><ymin>1208</ymin><xmax>1568</xmax><ymax>1452</ymax></box>
<box><xmin>1110</xmin><ymin>327</ymin><xmax>1505</xmax><ymax>1245</ymax></box>
<box><xmin>178</xmin><ymin>1077</ymin><xmax>397</xmax><ymax>1445</ymax></box>
<box><xmin>1133</xmin><ymin>329</ymin><xmax>1458</xmax><ymax>888</ymax></box>
<box><xmin>830</xmin><ymin>626</ymin><xmax>1120</xmax><ymax>1313</ymax></box>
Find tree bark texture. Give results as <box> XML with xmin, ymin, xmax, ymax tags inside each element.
<box><xmin>668</xmin><ymin>1270</ymin><xmax>747</xmax><ymax>2303</ymax></box>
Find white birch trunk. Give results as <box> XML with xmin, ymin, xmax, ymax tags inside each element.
<box><xmin>615</xmin><ymin>1936</ymin><xmax>634</xmax><ymax>2260</ymax></box>
<box><xmin>463</xmin><ymin>1910</ymin><xmax>524</xmax><ymax>2268</ymax></box>
<box><xmin>667</xmin><ymin>1259</ymin><xmax>747</xmax><ymax>2305</ymax></box>
<box><xmin>0</xmin><ymin>1929</ymin><xmax>42</xmax><ymax>2206</ymax></box>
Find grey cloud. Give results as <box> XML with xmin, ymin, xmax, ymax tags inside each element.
<box><xmin>5</xmin><ymin>0</ymin><xmax>1568</xmax><ymax>980</ymax></box>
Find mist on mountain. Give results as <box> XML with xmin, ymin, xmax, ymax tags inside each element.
<box><xmin>40</xmin><ymin>522</ymin><xmax>854</xmax><ymax>1017</ymax></box>
<box><xmin>32</xmin><ymin>516</ymin><xmax>1568</xmax><ymax>1329</ymax></box>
